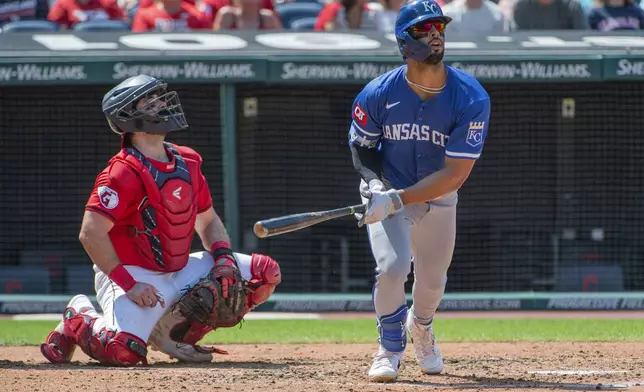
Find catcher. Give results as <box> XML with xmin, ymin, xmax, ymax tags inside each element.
<box><xmin>40</xmin><ymin>74</ymin><xmax>281</xmax><ymax>366</ymax></box>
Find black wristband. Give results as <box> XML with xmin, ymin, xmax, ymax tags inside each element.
<box><xmin>212</xmin><ymin>247</ymin><xmax>234</xmax><ymax>260</ymax></box>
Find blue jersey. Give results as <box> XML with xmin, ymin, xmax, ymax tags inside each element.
<box><xmin>587</xmin><ymin>5</ymin><xmax>644</xmax><ymax>31</ymax></box>
<box><xmin>348</xmin><ymin>65</ymin><xmax>491</xmax><ymax>190</ymax></box>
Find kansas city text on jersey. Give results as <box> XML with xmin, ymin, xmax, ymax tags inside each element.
<box><xmin>382</xmin><ymin>123</ymin><xmax>449</xmax><ymax>146</ymax></box>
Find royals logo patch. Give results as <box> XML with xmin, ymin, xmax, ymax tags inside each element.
<box><xmin>466</xmin><ymin>121</ymin><xmax>485</xmax><ymax>148</ymax></box>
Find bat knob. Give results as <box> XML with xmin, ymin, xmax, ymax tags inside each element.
<box><xmin>253</xmin><ymin>222</ymin><xmax>268</xmax><ymax>238</ymax></box>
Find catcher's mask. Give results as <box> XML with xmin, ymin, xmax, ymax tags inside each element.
<box><xmin>102</xmin><ymin>74</ymin><xmax>188</xmax><ymax>136</ymax></box>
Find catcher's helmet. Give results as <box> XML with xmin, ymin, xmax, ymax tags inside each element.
<box><xmin>102</xmin><ymin>74</ymin><xmax>188</xmax><ymax>136</ymax></box>
<box><xmin>395</xmin><ymin>0</ymin><xmax>452</xmax><ymax>62</ymax></box>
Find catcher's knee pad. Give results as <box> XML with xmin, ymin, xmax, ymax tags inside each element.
<box><xmin>60</xmin><ymin>307</ymin><xmax>147</xmax><ymax>366</ymax></box>
<box><xmin>91</xmin><ymin>331</ymin><xmax>148</xmax><ymax>366</ymax></box>
<box><xmin>247</xmin><ymin>253</ymin><xmax>282</xmax><ymax>310</ymax></box>
<box><xmin>377</xmin><ymin>305</ymin><xmax>408</xmax><ymax>353</ymax></box>
<box><xmin>42</xmin><ymin>298</ymin><xmax>101</xmax><ymax>364</ymax></box>
<box><xmin>61</xmin><ymin>307</ymin><xmax>100</xmax><ymax>356</ymax></box>
<box><xmin>40</xmin><ymin>305</ymin><xmax>98</xmax><ymax>364</ymax></box>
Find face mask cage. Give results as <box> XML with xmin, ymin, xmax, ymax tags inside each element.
<box><xmin>117</xmin><ymin>88</ymin><xmax>187</xmax><ymax>130</ymax></box>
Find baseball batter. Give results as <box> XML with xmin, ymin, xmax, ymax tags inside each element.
<box><xmin>40</xmin><ymin>75</ymin><xmax>281</xmax><ymax>366</ymax></box>
<box><xmin>348</xmin><ymin>0</ymin><xmax>491</xmax><ymax>382</ymax></box>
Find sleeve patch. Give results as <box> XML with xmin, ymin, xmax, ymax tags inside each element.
<box><xmin>466</xmin><ymin>121</ymin><xmax>486</xmax><ymax>148</ymax></box>
<box><xmin>98</xmin><ymin>186</ymin><xmax>119</xmax><ymax>210</ymax></box>
<box><xmin>352</xmin><ymin>103</ymin><xmax>368</xmax><ymax>127</ymax></box>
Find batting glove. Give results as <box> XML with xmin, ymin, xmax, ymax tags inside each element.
<box><xmin>356</xmin><ymin>180</ymin><xmax>385</xmax><ymax>225</ymax></box>
<box><xmin>359</xmin><ymin>189</ymin><xmax>404</xmax><ymax>227</ymax></box>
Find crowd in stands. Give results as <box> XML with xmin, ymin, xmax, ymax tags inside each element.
<box><xmin>0</xmin><ymin>0</ymin><xmax>643</xmax><ymax>33</ymax></box>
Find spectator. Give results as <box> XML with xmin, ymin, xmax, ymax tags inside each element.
<box><xmin>372</xmin><ymin>0</ymin><xmax>406</xmax><ymax>33</ymax></box>
<box><xmin>117</xmin><ymin>0</ymin><xmax>140</xmax><ymax>21</ymax></box>
<box><xmin>47</xmin><ymin>0</ymin><xmax>124</xmax><ymax>29</ymax></box>
<box><xmin>512</xmin><ymin>0</ymin><xmax>588</xmax><ymax>29</ymax></box>
<box><xmin>442</xmin><ymin>0</ymin><xmax>509</xmax><ymax>33</ymax></box>
<box><xmin>137</xmin><ymin>0</ymin><xmax>273</xmax><ymax>25</ymax></box>
<box><xmin>588</xmin><ymin>0</ymin><xmax>644</xmax><ymax>30</ymax></box>
<box><xmin>212</xmin><ymin>0</ymin><xmax>281</xmax><ymax>29</ymax></box>
<box><xmin>497</xmin><ymin>0</ymin><xmax>517</xmax><ymax>21</ymax></box>
<box><xmin>132</xmin><ymin>0</ymin><xmax>210</xmax><ymax>31</ymax></box>
<box><xmin>578</xmin><ymin>0</ymin><xmax>597</xmax><ymax>11</ymax></box>
<box><xmin>0</xmin><ymin>0</ymin><xmax>50</xmax><ymax>26</ymax></box>
<box><xmin>314</xmin><ymin>0</ymin><xmax>381</xmax><ymax>31</ymax></box>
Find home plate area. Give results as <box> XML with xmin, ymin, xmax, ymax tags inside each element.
<box><xmin>2</xmin><ymin>342</ymin><xmax>644</xmax><ymax>392</ymax></box>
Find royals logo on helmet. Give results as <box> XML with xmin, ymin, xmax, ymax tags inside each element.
<box><xmin>422</xmin><ymin>1</ymin><xmax>438</xmax><ymax>13</ymax></box>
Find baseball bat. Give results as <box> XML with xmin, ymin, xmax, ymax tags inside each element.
<box><xmin>253</xmin><ymin>204</ymin><xmax>367</xmax><ymax>238</ymax></box>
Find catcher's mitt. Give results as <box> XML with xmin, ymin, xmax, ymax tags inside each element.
<box><xmin>172</xmin><ymin>263</ymin><xmax>248</xmax><ymax>329</ymax></box>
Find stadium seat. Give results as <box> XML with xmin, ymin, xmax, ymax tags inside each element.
<box><xmin>73</xmin><ymin>20</ymin><xmax>131</xmax><ymax>32</ymax></box>
<box><xmin>275</xmin><ymin>2</ymin><xmax>323</xmax><ymax>29</ymax></box>
<box><xmin>65</xmin><ymin>266</ymin><xmax>96</xmax><ymax>295</ymax></box>
<box><xmin>289</xmin><ymin>16</ymin><xmax>317</xmax><ymax>30</ymax></box>
<box><xmin>20</xmin><ymin>248</ymin><xmax>90</xmax><ymax>294</ymax></box>
<box><xmin>0</xmin><ymin>267</ymin><xmax>51</xmax><ymax>294</ymax></box>
<box><xmin>1</xmin><ymin>20</ymin><xmax>60</xmax><ymax>33</ymax></box>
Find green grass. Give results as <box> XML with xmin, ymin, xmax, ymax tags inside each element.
<box><xmin>2</xmin><ymin>318</ymin><xmax>644</xmax><ymax>346</ymax></box>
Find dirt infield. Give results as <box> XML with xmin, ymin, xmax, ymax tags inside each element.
<box><xmin>2</xmin><ymin>311</ymin><xmax>644</xmax><ymax>391</ymax></box>
<box><xmin>2</xmin><ymin>342</ymin><xmax>644</xmax><ymax>392</ymax></box>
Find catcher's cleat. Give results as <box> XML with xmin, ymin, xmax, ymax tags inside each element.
<box><xmin>170</xmin><ymin>320</ymin><xmax>229</xmax><ymax>356</ymax></box>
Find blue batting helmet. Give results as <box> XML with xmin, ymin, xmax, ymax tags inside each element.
<box><xmin>395</xmin><ymin>0</ymin><xmax>452</xmax><ymax>62</ymax></box>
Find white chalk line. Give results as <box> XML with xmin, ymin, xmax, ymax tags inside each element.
<box><xmin>10</xmin><ymin>312</ymin><xmax>323</xmax><ymax>321</ymax></box>
<box><xmin>363</xmin><ymin>382</ymin><xmax>635</xmax><ymax>390</ymax></box>
<box><xmin>528</xmin><ymin>370</ymin><xmax>630</xmax><ymax>375</ymax></box>
<box><xmin>353</xmin><ymin>380</ymin><xmax>644</xmax><ymax>390</ymax></box>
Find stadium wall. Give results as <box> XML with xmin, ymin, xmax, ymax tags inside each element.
<box><xmin>1</xmin><ymin>31</ymin><xmax>643</xmax><ymax>307</ymax></box>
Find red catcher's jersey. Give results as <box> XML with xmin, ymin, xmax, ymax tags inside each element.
<box><xmin>86</xmin><ymin>143</ymin><xmax>213</xmax><ymax>272</ymax></box>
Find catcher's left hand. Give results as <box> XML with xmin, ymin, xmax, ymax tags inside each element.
<box><xmin>172</xmin><ymin>245</ymin><xmax>248</xmax><ymax>330</ymax></box>
<box><xmin>213</xmin><ymin>250</ymin><xmax>238</xmax><ymax>299</ymax></box>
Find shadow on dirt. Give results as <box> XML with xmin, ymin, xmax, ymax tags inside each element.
<box><xmin>396</xmin><ymin>373</ymin><xmax>630</xmax><ymax>391</ymax></box>
<box><xmin>0</xmin><ymin>359</ymin><xmax>303</xmax><ymax>371</ymax></box>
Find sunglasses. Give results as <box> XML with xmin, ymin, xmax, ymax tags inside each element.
<box><xmin>410</xmin><ymin>21</ymin><xmax>446</xmax><ymax>33</ymax></box>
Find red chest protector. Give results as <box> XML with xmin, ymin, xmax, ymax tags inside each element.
<box><xmin>112</xmin><ymin>143</ymin><xmax>198</xmax><ymax>272</ymax></box>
